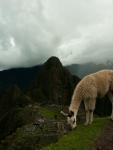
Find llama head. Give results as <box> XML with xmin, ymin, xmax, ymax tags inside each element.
<box><xmin>60</xmin><ymin>110</ymin><xmax>77</xmax><ymax>129</ymax></box>
<box><xmin>67</xmin><ymin>111</ymin><xmax>77</xmax><ymax>129</ymax></box>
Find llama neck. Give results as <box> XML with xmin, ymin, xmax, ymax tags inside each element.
<box><xmin>69</xmin><ymin>94</ymin><xmax>82</xmax><ymax>114</ymax></box>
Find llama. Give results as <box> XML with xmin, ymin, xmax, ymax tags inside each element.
<box><xmin>62</xmin><ymin>70</ymin><xmax>113</xmax><ymax>129</ymax></box>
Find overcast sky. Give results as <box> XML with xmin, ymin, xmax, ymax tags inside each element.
<box><xmin>0</xmin><ymin>0</ymin><xmax>113</xmax><ymax>70</ymax></box>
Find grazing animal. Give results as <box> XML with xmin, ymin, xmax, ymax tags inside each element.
<box><xmin>62</xmin><ymin>70</ymin><xmax>113</xmax><ymax>129</ymax></box>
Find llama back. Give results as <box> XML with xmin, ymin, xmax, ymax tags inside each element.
<box><xmin>92</xmin><ymin>70</ymin><xmax>113</xmax><ymax>97</ymax></box>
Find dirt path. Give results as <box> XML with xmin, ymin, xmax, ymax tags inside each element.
<box><xmin>96</xmin><ymin>120</ymin><xmax>113</xmax><ymax>150</ymax></box>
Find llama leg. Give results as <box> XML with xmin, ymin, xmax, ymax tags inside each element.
<box><xmin>89</xmin><ymin>110</ymin><xmax>94</xmax><ymax>124</ymax></box>
<box><xmin>107</xmin><ymin>92</ymin><xmax>113</xmax><ymax>120</ymax></box>
<box><xmin>89</xmin><ymin>99</ymin><xmax>96</xmax><ymax>124</ymax></box>
<box><xmin>84</xmin><ymin>99</ymin><xmax>90</xmax><ymax>125</ymax></box>
<box><xmin>84</xmin><ymin>110</ymin><xmax>90</xmax><ymax>125</ymax></box>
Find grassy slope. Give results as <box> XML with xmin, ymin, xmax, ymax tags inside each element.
<box><xmin>41</xmin><ymin>117</ymin><xmax>109</xmax><ymax>150</ymax></box>
<box><xmin>39</xmin><ymin>105</ymin><xmax>63</xmax><ymax>120</ymax></box>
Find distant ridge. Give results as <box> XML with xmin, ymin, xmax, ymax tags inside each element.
<box><xmin>67</xmin><ymin>61</ymin><xmax>113</xmax><ymax>77</ymax></box>
<box><xmin>0</xmin><ymin>65</ymin><xmax>42</xmax><ymax>90</ymax></box>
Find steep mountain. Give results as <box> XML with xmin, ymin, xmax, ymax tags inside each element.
<box><xmin>67</xmin><ymin>61</ymin><xmax>113</xmax><ymax>77</ymax></box>
<box><xmin>27</xmin><ymin>56</ymin><xmax>80</xmax><ymax>105</ymax></box>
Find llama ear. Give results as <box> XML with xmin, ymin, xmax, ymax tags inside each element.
<box><xmin>68</xmin><ymin>111</ymin><xmax>74</xmax><ymax>117</ymax></box>
<box><xmin>60</xmin><ymin>111</ymin><xmax>68</xmax><ymax>117</ymax></box>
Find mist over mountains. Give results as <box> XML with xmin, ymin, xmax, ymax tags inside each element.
<box><xmin>0</xmin><ymin>0</ymin><xmax>113</xmax><ymax>70</ymax></box>
<box><xmin>67</xmin><ymin>61</ymin><xmax>113</xmax><ymax>77</ymax></box>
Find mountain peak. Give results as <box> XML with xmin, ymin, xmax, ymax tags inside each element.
<box><xmin>44</xmin><ymin>56</ymin><xmax>62</xmax><ymax>69</ymax></box>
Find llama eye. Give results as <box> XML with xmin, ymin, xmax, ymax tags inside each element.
<box><xmin>73</xmin><ymin>119</ymin><xmax>75</xmax><ymax>124</ymax></box>
<box><xmin>68</xmin><ymin>111</ymin><xmax>74</xmax><ymax>117</ymax></box>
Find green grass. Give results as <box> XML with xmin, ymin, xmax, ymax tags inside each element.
<box><xmin>39</xmin><ymin>105</ymin><xmax>62</xmax><ymax>119</ymax></box>
<box><xmin>41</xmin><ymin>117</ymin><xmax>109</xmax><ymax>150</ymax></box>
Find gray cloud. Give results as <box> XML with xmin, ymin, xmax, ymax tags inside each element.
<box><xmin>0</xmin><ymin>0</ymin><xmax>113</xmax><ymax>70</ymax></box>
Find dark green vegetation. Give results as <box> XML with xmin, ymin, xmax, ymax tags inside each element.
<box><xmin>0</xmin><ymin>105</ymin><xmax>66</xmax><ymax>150</ymax></box>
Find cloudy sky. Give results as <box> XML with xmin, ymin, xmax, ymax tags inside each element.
<box><xmin>0</xmin><ymin>0</ymin><xmax>113</xmax><ymax>70</ymax></box>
